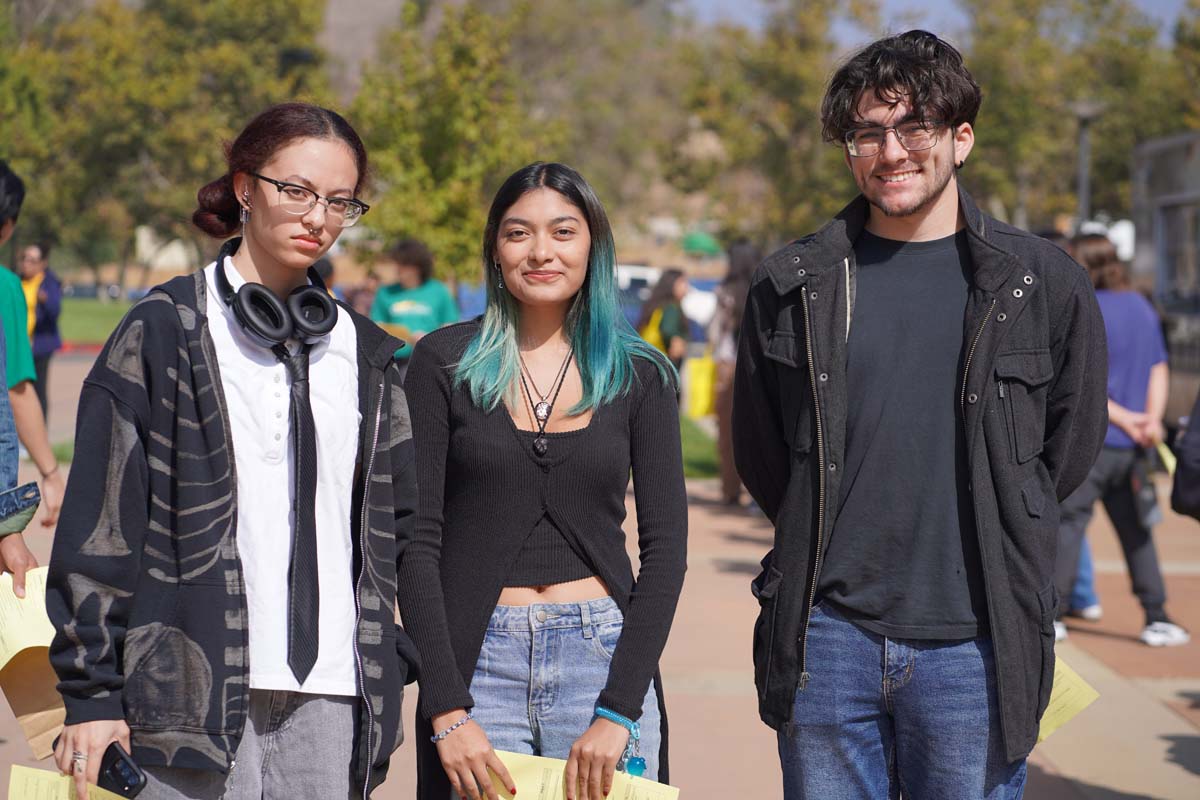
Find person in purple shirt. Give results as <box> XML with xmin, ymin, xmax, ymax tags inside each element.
<box><xmin>1055</xmin><ymin>233</ymin><xmax>1189</xmax><ymax>647</ymax></box>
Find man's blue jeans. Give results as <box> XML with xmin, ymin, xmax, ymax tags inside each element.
<box><xmin>778</xmin><ymin>601</ymin><xmax>1027</xmax><ymax>799</ymax></box>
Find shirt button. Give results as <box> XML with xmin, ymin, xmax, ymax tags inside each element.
<box><xmin>275</xmin><ymin>392</ymin><xmax>281</xmax><ymax>398</ymax></box>
<box><xmin>276</xmin><ymin>411</ymin><xmax>283</xmax><ymax>418</ymax></box>
<box><xmin>274</xmin><ymin>433</ymin><xmax>282</xmax><ymax>441</ymax></box>
<box><xmin>274</xmin><ymin>375</ymin><xmax>281</xmax><ymax>383</ymax></box>
<box><xmin>968</xmin><ymin>392</ymin><xmax>979</xmax><ymax>404</ymax></box>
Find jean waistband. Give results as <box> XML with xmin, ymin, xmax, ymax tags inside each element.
<box><xmin>488</xmin><ymin>596</ymin><xmax>622</xmax><ymax>632</ymax></box>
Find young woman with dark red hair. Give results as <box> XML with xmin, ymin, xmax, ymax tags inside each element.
<box><xmin>47</xmin><ymin>102</ymin><xmax>420</xmax><ymax>800</ymax></box>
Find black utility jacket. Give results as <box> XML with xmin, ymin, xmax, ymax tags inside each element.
<box><xmin>733</xmin><ymin>187</ymin><xmax>1108</xmax><ymax>762</ymax></box>
<box><xmin>1171</xmin><ymin>389</ymin><xmax>1200</xmax><ymax>520</ymax></box>
<box><xmin>47</xmin><ymin>243</ymin><xmax>420</xmax><ymax>798</ymax></box>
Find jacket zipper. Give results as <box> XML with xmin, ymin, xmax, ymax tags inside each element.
<box><xmin>797</xmin><ymin>289</ymin><xmax>826</xmax><ymax>692</ymax></box>
<box><xmin>960</xmin><ymin>298</ymin><xmax>997</xmax><ymax>419</ymax></box>
<box><xmin>353</xmin><ymin>377</ymin><xmax>385</xmax><ymax>800</ymax></box>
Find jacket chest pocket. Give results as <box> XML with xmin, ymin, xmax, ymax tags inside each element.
<box><xmin>764</xmin><ymin>330</ymin><xmax>814</xmax><ymax>454</ymax></box>
<box><xmin>995</xmin><ymin>349</ymin><xmax>1054</xmax><ymax>464</ymax></box>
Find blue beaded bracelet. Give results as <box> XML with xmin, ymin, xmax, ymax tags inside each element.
<box><xmin>430</xmin><ymin>712</ymin><xmax>473</xmax><ymax>743</ymax></box>
<box><xmin>594</xmin><ymin>706</ymin><xmax>646</xmax><ymax>777</ymax></box>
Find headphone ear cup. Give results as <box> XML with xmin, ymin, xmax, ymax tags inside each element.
<box><xmin>233</xmin><ymin>283</ymin><xmax>293</xmax><ymax>348</ymax></box>
<box><xmin>287</xmin><ymin>285</ymin><xmax>338</xmax><ymax>340</ymax></box>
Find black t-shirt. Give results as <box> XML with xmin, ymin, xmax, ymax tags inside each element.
<box><xmin>817</xmin><ymin>229</ymin><xmax>987</xmax><ymax>640</ymax></box>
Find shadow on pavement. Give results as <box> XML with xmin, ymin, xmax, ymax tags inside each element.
<box><xmin>713</xmin><ymin>558</ymin><xmax>762</xmax><ymax>575</ymax></box>
<box><xmin>1163</xmin><ymin>734</ymin><xmax>1200</xmax><ymax>778</ymax></box>
<box><xmin>722</xmin><ymin>531</ymin><xmax>773</xmax><ymax>547</ymax></box>
<box><xmin>1026</xmin><ymin>763</ymin><xmax>1163</xmax><ymax>799</ymax></box>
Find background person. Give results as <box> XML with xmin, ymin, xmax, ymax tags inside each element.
<box><xmin>46</xmin><ymin>102</ymin><xmax>419</xmax><ymax>799</ymax></box>
<box><xmin>709</xmin><ymin>239</ymin><xmax>760</xmax><ymax>506</ymax></box>
<box><xmin>18</xmin><ymin>241</ymin><xmax>62</xmax><ymax>420</ymax></box>
<box><xmin>637</xmin><ymin>268</ymin><xmax>689</xmax><ymax>371</ymax></box>
<box><xmin>404</xmin><ymin>162</ymin><xmax>687</xmax><ymax>800</ymax></box>
<box><xmin>1055</xmin><ymin>233</ymin><xmax>1188</xmax><ymax>647</ymax></box>
<box><xmin>370</xmin><ymin>237</ymin><xmax>459</xmax><ymax>380</ymax></box>
<box><xmin>0</xmin><ymin>162</ymin><xmax>43</xmax><ymax>597</ymax></box>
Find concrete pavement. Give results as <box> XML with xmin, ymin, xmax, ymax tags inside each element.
<box><xmin>2</xmin><ymin>352</ymin><xmax>1198</xmax><ymax>798</ymax></box>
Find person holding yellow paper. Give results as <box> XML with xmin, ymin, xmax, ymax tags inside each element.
<box><xmin>404</xmin><ymin>162</ymin><xmax>687</xmax><ymax>800</ymax></box>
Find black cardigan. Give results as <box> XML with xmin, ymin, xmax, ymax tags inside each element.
<box><xmin>400</xmin><ymin>320</ymin><xmax>687</xmax><ymax>795</ymax></box>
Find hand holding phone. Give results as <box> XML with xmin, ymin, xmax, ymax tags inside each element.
<box><xmin>97</xmin><ymin>741</ymin><xmax>147</xmax><ymax>798</ymax></box>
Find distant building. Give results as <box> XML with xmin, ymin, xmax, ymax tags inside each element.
<box><xmin>1131</xmin><ymin>131</ymin><xmax>1200</xmax><ymax>426</ymax></box>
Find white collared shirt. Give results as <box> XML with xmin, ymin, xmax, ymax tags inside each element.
<box><xmin>205</xmin><ymin>258</ymin><xmax>361</xmax><ymax>696</ymax></box>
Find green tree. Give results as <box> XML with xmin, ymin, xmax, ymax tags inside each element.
<box><xmin>353</xmin><ymin>2</ymin><xmax>555</xmax><ymax>280</ymax></box>
<box><xmin>666</xmin><ymin>1</ymin><xmax>875</xmax><ymax>245</ymax></box>
<box><xmin>1175</xmin><ymin>0</ymin><xmax>1200</xmax><ymax>129</ymax></box>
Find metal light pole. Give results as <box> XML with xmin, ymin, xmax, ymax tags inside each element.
<box><xmin>1068</xmin><ymin>100</ymin><xmax>1106</xmax><ymax>232</ymax></box>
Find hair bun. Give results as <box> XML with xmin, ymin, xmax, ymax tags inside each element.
<box><xmin>193</xmin><ymin>174</ymin><xmax>240</xmax><ymax>238</ymax></box>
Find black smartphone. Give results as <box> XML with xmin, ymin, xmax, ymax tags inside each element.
<box><xmin>96</xmin><ymin>741</ymin><xmax>147</xmax><ymax>798</ymax></box>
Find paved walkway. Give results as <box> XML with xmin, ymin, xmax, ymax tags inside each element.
<box><xmin>1</xmin><ymin>352</ymin><xmax>1198</xmax><ymax>798</ymax></box>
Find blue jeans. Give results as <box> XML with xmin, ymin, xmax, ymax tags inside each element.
<box><xmin>1070</xmin><ymin>538</ymin><xmax>1100</xmax><ymax>610</ymax></box>
<box><xmin>470</xmin><ymin>598</ymin><xmax>662</xmax><ymax>781</ymax></box>
<box><xmin>0</xmin><ymin>322</ymin><xmax>39</xmax><ymax>537</ymax></box>
<box><xmin>778</xmin><ymin>602</ymin><xmax>1027</xmax><ymax>800</ymax></box>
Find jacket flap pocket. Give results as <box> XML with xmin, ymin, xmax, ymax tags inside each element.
<box><xmin>1021</xmin><ymin>477</ymin><xmax>1045</xmax><ymax>518</ymax></box>
<box><xmin>764</xmin><ymin>331</ymin><xmax>798</xmax><ymax>368</ymax></box>
<box><xmin>995</xmin><ymin>349</ymin><xmax>1053</xmax><ymax>386</ymax></box>
<box><xmin>751</xmin><ymin>552</ymin><xmax>784</xmax><ymax>602</ymax></box>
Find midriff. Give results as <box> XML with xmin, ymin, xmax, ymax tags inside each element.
<box><xmin>497</xmin><ymin>575</ymin><xmax>610</xmax><ymax>605</ymax></box>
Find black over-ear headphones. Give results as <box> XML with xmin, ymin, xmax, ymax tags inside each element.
<box><xmin>211</xmin><ymin>237</ymin><xmax>337</xmax><ymax>349</ymax></box>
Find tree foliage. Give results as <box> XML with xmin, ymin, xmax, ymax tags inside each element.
<box><xmin>352</xmin><ymin>2</ymin><xmax>555</xmax><ymax>280</ymax></box>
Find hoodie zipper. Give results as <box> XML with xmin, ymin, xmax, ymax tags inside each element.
<box><xmin>353</xmin><ymin>376</ymin><xmax>385</xmax><ymax>800</ymax></box>
<box><xmin>797</xmin><ymin>289</ymin><xmax>826</xmax><ymax>692</ymax></box>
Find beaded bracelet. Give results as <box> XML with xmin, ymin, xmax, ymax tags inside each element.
<box><xmin>594</xmin><ymin>706</ymin><xmax>646</xmax><ymax>777</ymax></box>
<box><xmin>430</xmin><ymin>712</ymin><xmax>473</xmax><ymax>743</ymax></box>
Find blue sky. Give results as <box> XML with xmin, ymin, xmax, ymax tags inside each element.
<box><xmin>687</xmin><ymin>0</ymin><xmax>1188</xmax><ymax>46</ymax></box>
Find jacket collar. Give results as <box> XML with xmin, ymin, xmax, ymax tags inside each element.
<box><xmin>764</xmin><ymin>184</ymin><xmax>1019</xmax><ymax>295</ymax></box>
<box><xmin>155</xmin><ymin>238</ymin><xmax>404</xmax><ymax>371</ymax></box>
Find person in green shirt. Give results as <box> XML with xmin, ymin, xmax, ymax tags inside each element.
<box><xmin>370</xmin><ymin>238</ymin><xmax>459</xmax><ymax>379</ymax></box>
<box><xmin>0</xmin><ymin>160</ymin><xmax>62</xmax><ymax>599</ymax></box>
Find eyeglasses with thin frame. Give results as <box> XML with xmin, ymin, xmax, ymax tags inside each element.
<box><xmin>250</xmin><ymin>172</ymin><xmax>370</xmax><ymax>227</ymax></box>
<box><xmin>844</xmin><ymin>120</ymin><xmax>945</xmax><ymax>158</ymax></box>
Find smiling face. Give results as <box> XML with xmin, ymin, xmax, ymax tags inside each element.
<box><xmin>234</xmin><ymin>137</ymin><xmax>359</xmax><ymax>273</ymax></box>
<box><xmin>845</xmin><ymin>91</ymin><xmax>973</xmax><ymax>232</ymax></box>
<box><xmin>495</xmin><ymin>188</ymin><xmax>591</xmax><ymax>312</ymax></box>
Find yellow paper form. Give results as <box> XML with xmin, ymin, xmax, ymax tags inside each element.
<box><xmin>7</xmin><ymin>765</ymin><xmax>126</xmax><ymax>800</ymax></box>
<box><xmin>0</xmin><ymin>567</ymin><xmax>66</xmax><ymax>759</ymax></box>
<box><xmin>1037</xmin><ymin>656</ymin><xmax>1100</xmax><ymax>742</ymax></box>
<box><xmin>493</xmin><ymin>751</ymin><xmax>680</xmax><ymax>800</ymax></box>
<box><xmin>0</xmin><ymin>567</ymin><xmax>56</xmax><ymax>669</ymax></box>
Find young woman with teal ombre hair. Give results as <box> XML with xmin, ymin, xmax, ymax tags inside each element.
<box><xmin>402</xmin><ymin>162</ymin><xmax>688</xmax><ymax>800</ymax></box>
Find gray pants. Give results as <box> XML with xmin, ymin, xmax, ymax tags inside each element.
<box><xmin>1055</xmin><ymin>447</ymin><xmax>1169</xmax><ymax>624</ymax></box>
<box><xmin>140</xmin><ymin>690</ymin><xmax>357</xmax><ymax>800</ymax></box>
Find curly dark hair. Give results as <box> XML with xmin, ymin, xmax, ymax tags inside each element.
<box><xmin>820</xmin><ymin>30</ymin><xmax>982</xmax><ymax>145</ymax></box>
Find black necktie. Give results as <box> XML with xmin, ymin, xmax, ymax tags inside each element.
<box><xmin>273</xmin><ymin>343</ymin><xmax>320</xmax><ymax>684</ymax></box>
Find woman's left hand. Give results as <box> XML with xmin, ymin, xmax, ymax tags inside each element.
<box><xmin>564</xmin><ymin>718</ymin><xmax>629</xmax><ymax>800</ymax></box>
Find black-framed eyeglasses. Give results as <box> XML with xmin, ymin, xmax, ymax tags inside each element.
<box><xmin>250</xmin><ymin>172</ymin><xmax>370</xmax><ymax>228</ymax></box>
<box><xmin>844</xmin><ymin>120</ymin><xmax>944</xmax><ymax>158</ymax></box>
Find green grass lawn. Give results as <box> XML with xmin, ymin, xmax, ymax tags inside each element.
<box><xmin>680</xmin><ymin>415</ymin><xmax>719</xmax><ymax>479</ymax></box>
<box><xmin>60</xmin><ymin>297</ymin><xmax>132</xmax><ymax>344</ymax></box>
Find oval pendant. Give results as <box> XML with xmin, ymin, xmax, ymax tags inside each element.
<box><xmin>533</xmin><ymin>437</ymin><xmax>549</xmax><ymax>456</ymax></box>
<box><xmin>534</xmin><ymin>401</ymin><xmax>551</xmax><ymax>422</ymax></box>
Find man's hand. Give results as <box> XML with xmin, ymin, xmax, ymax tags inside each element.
<box><xmin>54</xmin><ymin>719</ymin><xmax>131</xmax><ymax>800</ymax></box>
<box><xmin>39</xmin><ymin>466</ymin><xmax>64</xmax><ymax>527</ymax></box>
<box><xmin>432</xmin><ymin>710</ymin><xmax>516</xmax><ymax>800</ymax></box>
<box><xmin>564</xmin><ymin>718</ymin><xmax>630</xmax><ymax>800</ymax></box>
<box><xmin>0</xmin><ymin>533</ymin><xmax>38</xmax><ymax>598</ymax></box>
